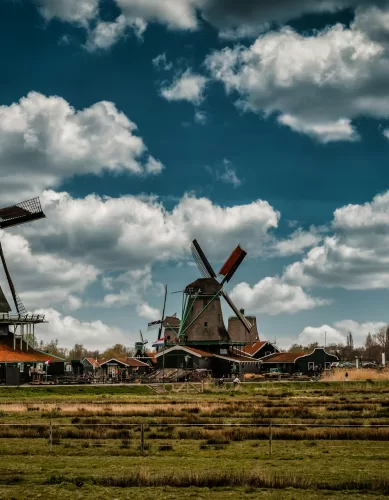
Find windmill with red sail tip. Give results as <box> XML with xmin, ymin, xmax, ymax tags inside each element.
<box><xmin>173</xmin><ymin>239</ymin><xmax>254</xmax><ymax>346</ymax></box>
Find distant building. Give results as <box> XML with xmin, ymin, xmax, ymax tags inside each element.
<box><xmin>260</xmin><ymin>348</ymin><xmax>339</xmax><ymax>375</ymax></box>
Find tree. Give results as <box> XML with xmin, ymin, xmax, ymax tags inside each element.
<box><xmin>68</xmin><ymin>343</ymin><xmax>86</xmax><ymax>360</ymax></box>
<box><xmin>101</xmin><ymin>344</ymin><xmax>134</xmax><ymax>360</ymax></box>
<box><xmin>288</xmin><ymin>344</ymin><xmax>305</xmax><ymax>352</ymax></box>
<box><xmin>373</xmin><ymin>326</ymin><xmax>389</xmax><ymax>355</ymax></box>
<box><xmin>347</xmin><ymin>332</ymin><xmax>354</xmax><ymax>350</ymax></box>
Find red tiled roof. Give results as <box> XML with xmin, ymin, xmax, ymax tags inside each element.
<box><xmin>0</xmin><ymin>334</ymin><xmax>63</xmax><ymax>363</ymax></box>
<box><xmin>238</xmin><ymin>341</ymin><xmax>267</xmax><ymax>356</ymax></box>
<box><xmin>84</xmin><ymin>358</ymin><xmax>100</xmax><ymax>368</ymax></box>
<box><xmin>184</xmin><ymin>346</ymin><xmax>213</xmax><ymax>357</ymax></box>
<box><xmin>261</xmin><ymin>352</ymin><xmax>305</xmax><ymax>363</ymax></box>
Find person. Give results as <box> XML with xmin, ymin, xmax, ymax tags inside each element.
<box><xmin>345</xmin><ymin>371</ymin><xmax>349</xmax><ymax>382</ymax></box>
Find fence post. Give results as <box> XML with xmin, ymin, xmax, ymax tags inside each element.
<box><xmin>141</xmin><ymin>424</ymin><xmax>145</xmax><ymax>452</ymax></box>
<box><xmin>49</xmin><ymin>420</ymin><xmax>53</xmax><ymax>451</ymax></box>
<box><xmin>201</xmin><ymin>379</ymin><xmax>204</xmax><ymax>393</ymax></box>
<box><xmin>269</xmin><ymin>422</ymin><xmax>273</xmax><ymax>456</ymax></box>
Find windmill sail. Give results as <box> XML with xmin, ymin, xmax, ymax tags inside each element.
<box><xmin>219</xmin><ymin>245</ymin><xmax>247</xmax><ymax>284</ymax></box>
<box><xmin>0</xmin><ymin>197</ymin><xmax>45</xmax><ymax>229</ymax></box>
<box><xmin>191</xmin><ymin>239</ymin><xmax>216</xmax><ymax>278</ymax></box>
<box><xmin>222</xmin><ymin>290</ymin><xmax>252</xmax><ymax>332</ymax></box>
<box><xmin>187</xmin><ymin>238</ymin><xmax>252</xmax><ymax>336</ymax></box>
<box><xmin>0</xmin><ymin>283</ymin><xmax>10</xmax><ymax>313</ymax></box>
<box><xmin>0</xmin><ymin>242</ymin><xmax>27</xmax><ymax>315</ymax></box>
<box><xmin>147</xmin><ymin>320</ymin><xmax>161</xmax><ymax>331</ymax></box>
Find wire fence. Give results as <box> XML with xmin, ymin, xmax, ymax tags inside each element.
<box><xmin>2</xmin><ymin>421</ymin><xmax>389</xmax><ymax>454</ymax></box>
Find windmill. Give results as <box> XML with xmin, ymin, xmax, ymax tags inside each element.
<box><xmin>135</xmin><ymin>330</ymin><xmax>148</xmax><ymax>357</ymax></box>
<box><xmin>175</xmin><ymin>239</ymin><xmax>253</xmax><ymax>345</ymax></box>
<box><xmin>0</xmin><ymin>197</ymin><xmax>45</xmax><ymax>315</ymax></box>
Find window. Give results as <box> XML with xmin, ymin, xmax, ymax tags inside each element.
<box><xmin>265</xmin><ymin>351</ymin><xmax>271</xmax><ymax>356</ymax></box>
<box><xmin>204</xmin><ymin>322</ymin><xmax>208</xmax><ymax>328</ymax></box>
<box><xmin>308</xmin><ymin>362</ymin><xmax>315</xmax><ymax>370</ymax></box>
<box><xmin>325</xmin><ymin>362</ymin><xmax>331</xmax><ymax>370</ymax></box>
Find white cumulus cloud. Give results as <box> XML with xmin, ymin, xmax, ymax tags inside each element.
<box><xmin>33</xmin><ymin>0</ymin><xmax>99</xmax><ymax>25</ymax></box>
<box><xmin>0</xmin><ymin>92</ymin><xmax>163</xmax><ymax>202</ymax></box>
<box><xmin>206</xmin><ymin>17</ymin><xmax>389</xmax><ymax>142</ymax></box>
<box><xmin>284</xmin><ymin>190</ymin><xmax>389</xmax><ymax>290</ymax></box>
<box><xmin>229</xmin><ymin>277</ymin><xmax>328</xmax><ymax>315</ymax></box>
<box><xmin>298</xmin><ymin>319</ymin><xmax>386</xmax><ymax>347</ymax></box>
<box><xmin>160</xmin><ymin>70</ymin><xmax>208</xmax><ymax>105</ymax></box>
<box><xmin>35</xmin><ymin>308</ymin><xmax>131</xmax><ymax>350</ymax></box>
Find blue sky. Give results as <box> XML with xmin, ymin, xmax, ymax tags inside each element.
<box><xmin>1</xmin><ymin>0</ymin><xmax>389</xmax><ymax>349</ymax></box>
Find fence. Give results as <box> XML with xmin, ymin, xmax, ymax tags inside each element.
<box><xmin>3</xmin><ymin>421</ymin><xmax>389</xmax><ymax>454</ymax></box>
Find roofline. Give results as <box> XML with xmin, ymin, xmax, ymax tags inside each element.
<box><xmin>260</xmin><ymin>347</ymin><xmax>339</xmax><ymax>364</ymax></box>
<box><xmin>33</xmin><ymin>348</ymin><xmax>65</xmax><ymax>361</ymax></box>
<box><xmin>294</xmin><ymin>347</ymin><xmax>339</xmax><ymax>363</ymax></box>
<box><xmin>236</xmin><ymin>341</ymin><xmax>276</xmax><ymax>357</ymax></box>
<box><xmin>154</xmin><ymin>345</ymin><xmax>211</xmax><ymax>359</ymax></box>
<box><xmin>98</xmin><ymin>357</ymin><xmax>150</xmax><ymax>367</ymax></box>
<box><xmin>82</xmin><ymin>358</ymin><xmax>99</xmax><ymax>366</ymax></box>
<box><xmin>98</xmin><ymin>357</ymin><xmax>130</xmax><ymax>367</ymax></box>
<box><xmin>213</xmin><ymin>354</ymin><xmax>259</xmax><ymax>364</ymax></box>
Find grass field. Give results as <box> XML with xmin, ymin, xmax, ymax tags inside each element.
<box><xmin>1</xmin><ymin>381</ymin><xmax>389</xmax><ymax>499</ymax></box>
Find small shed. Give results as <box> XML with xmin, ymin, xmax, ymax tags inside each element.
<box><xmin>98</xmin><ymin>357</ymin><xmax>151</xmax><ymax>381</ymax></box>
<box><xmin>82</xmin><ymin>358</ymin><xmax>101</xmax><ymax>375</ymax></box>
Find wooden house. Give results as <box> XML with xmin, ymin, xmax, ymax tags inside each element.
<box><xmin>260</xmin><ymin>348</ymin><xmax>339</xmax><ymax>375</ymax></box>
<box><xmin>0</xmin><ymin>328</ymin><xmax>64</xmax><ymax>385</ymax></box>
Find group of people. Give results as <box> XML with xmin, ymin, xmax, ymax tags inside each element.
<box><xmin>217</xmin><ymin>375</ymin><xmax>241</xmax><ymax>387</ymax></box>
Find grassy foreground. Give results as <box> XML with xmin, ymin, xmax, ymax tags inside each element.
<box><xmin>1</xmin><ymin>381</ymin><xmax>389</xmax><ymax>499</ymax></box>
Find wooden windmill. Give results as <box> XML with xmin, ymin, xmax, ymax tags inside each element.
<box><xmin>174</xmin><ymin>239</ymin><xmax>253</xmax><ymax>345</ymax></box>
<box><xmin>135</xmin><ymin>330</ymin><xmax>148</xmax><ymax>357</ymax></box>
<box><xmin>0</xmin><ymin>197</ymin><xmax>46</xmax><ymax>316</ymax></box>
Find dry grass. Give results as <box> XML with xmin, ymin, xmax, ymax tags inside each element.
<box><xmin>323</xmin><ymin>369</ymin><xmax>389</xmax><ymax>382</ymax></box>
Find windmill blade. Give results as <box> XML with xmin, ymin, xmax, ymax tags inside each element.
<box><xmin>191</xmin><ymin>239</ymin><xmax>216</xmax><ymax>278</ymax></box>
<box><xmin>148</xmin><ymin>320</ymin><xmax>161</xmax><ymax>331</ymax></box>
<box><xmin>219</xmin><ymin>245</ymin><xmax>247</xmax><ymax>284</ymax></box>
<box><xmin>0</xmin><ymin>197</ymin><xmax>45</xmax><ymax>229</ymax></box>
<box><xmin>221</xmin><ymin>290</ymin><xmax>252</xmax><ymax>332</ymax></box>
<box><xmin>0</xmin><ymin>242</ymin><xmax>27</xmax><ymax>315</ymax></box>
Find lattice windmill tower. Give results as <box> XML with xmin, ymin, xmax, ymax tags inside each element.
<box><xmin>0</xmin><ymin>197</ymin><xmax>47</xmax><ymax>347</ymax></box>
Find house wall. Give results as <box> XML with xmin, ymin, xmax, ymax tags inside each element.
<box><xmin>296</xmin><ymin>349</ymin><xmax>338</xmax><ymax>373</ymax></box>
<box><xmin>156</xmin><ymin>351</ymin><xmax>212</xmax><ymax>371</ymax></box>
<box><xmin>211</xmin><ymin>358</ymin><xmax>262</xmax><ymax>378</ymax></box>
<box><xmin>47</xmin><ymin>362</ymin><xmax>65</xmax><ymax>377</ymax></box>
<box><xmin>252</xmin><ymin>344</ymin><xmax>278</xmax><ymax>360</ymax></box>
<box><xmin>261</xmin><ymin>362</ymin><xmax>295</xmax><ymax>374</ymax></box>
